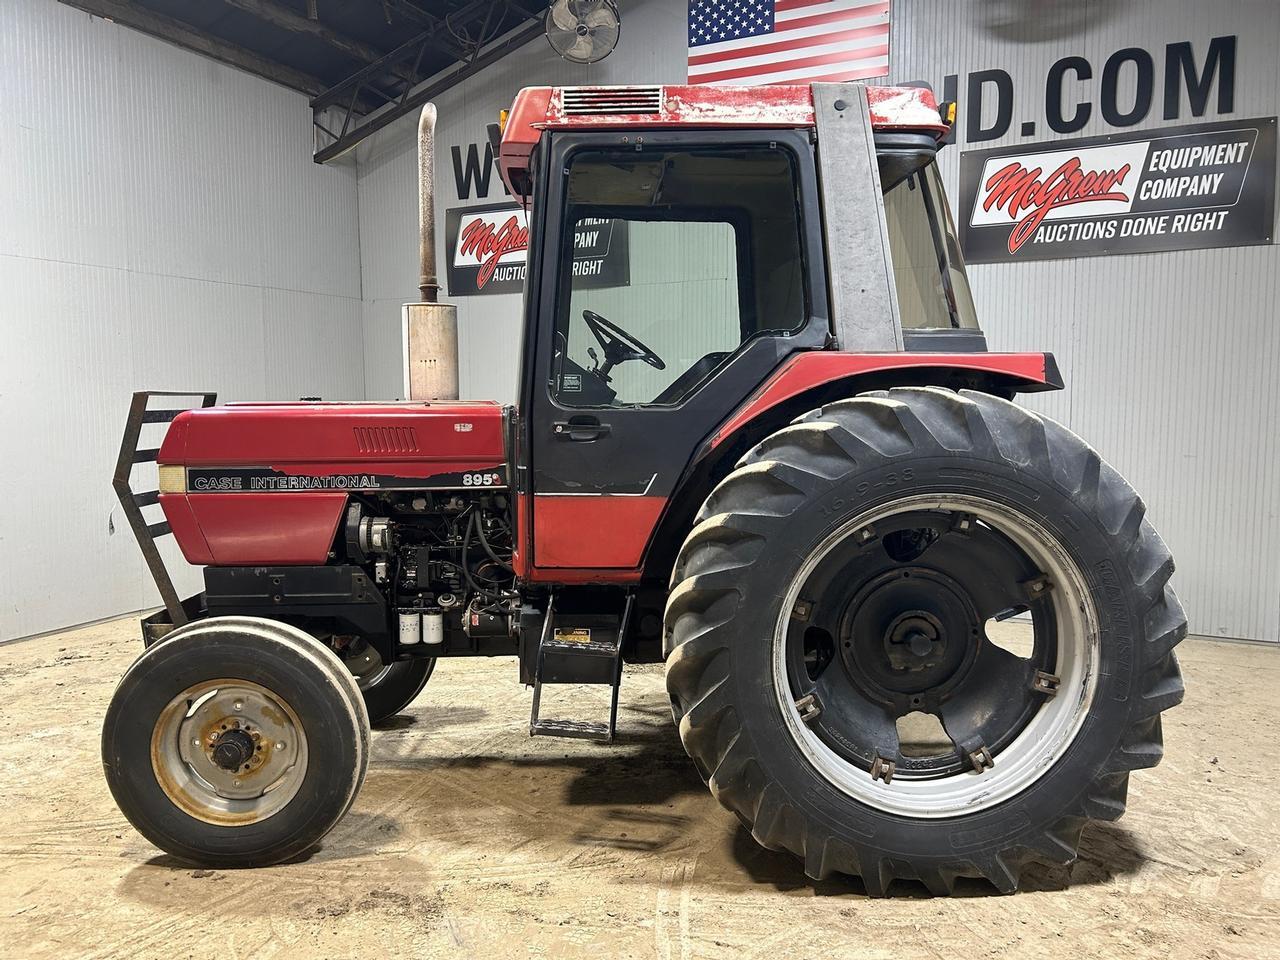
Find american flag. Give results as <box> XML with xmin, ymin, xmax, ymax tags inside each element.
<box><xmin>687</xmin><ymin>0</ymin><xmax>890</xmax><ymax>86</ymax></box>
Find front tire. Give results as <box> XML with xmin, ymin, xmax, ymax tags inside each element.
<box><xmin>102</xmin><ymin>616</ymin><xmax>370</xmax><ymax>867</ymax></box>
<box><xmin>664</xmin><ymin>388</ymin><xmax>1186</xmax><ymax>895</ymax></box>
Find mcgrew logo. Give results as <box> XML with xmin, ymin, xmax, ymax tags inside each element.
<box><xmin>457</xmin><ymin>214</ymin><xmax>528</xmax><ymax>288</ymax></box>
<box><xmin>980</xmin><ymin>156</ymin><xmax>1133</xmax><ymax>254</ymax></box>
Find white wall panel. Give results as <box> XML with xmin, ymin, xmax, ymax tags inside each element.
<box><xmin>0</xmin><ymin>0</ymin><xmax>364</xmax><ymax>642</ymax></box>
<box><xmin>0</xmin><ymin>255</ymin><xmax>141</xmax><ymax>638</ymax></box>
<box><xmin>0</xmin><ymin>1</ymin><xmax>129</xmax><ymax>269</ymax></box>
<box><xmin>125</xmin><ymin>272</ymin><xmax>268</xmax><ymax>396</ymax></box>
<box><xmin>361</xmin><ymin>298</ymin><xmax>407</xmax><ymax>401</ymax></box>
<box><xmin>263</xmin><ymin>288</ymin><xmax>366</xmax><ymax>401</ymax></box>
<box><xmin>257</xmin><ymin>90</ymin><xmax>363</xmax><ymax>299</ymax></box>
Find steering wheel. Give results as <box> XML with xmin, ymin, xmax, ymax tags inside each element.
<box><xmin>581</xmin><ymin>310</ymin><xmax>666</xmax><ymax>382</ymax></box>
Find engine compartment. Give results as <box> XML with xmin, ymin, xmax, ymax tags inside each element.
<box><xmin>346</xmin><ymin>490</ymin><xmax>518</xmax><ymax>651</ymax></box>
<box><xmin>201</xmin><ymin>489</ymin><xmax>522</xmax><ymax>664</ymax></box>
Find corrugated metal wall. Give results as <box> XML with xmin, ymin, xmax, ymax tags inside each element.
<box><xmin>0</xmin><ymin>0</ymin><xmax>364</xmax><ymax>642</ymax></box>
<box><xmin>354</xmin><ymin>0</ymin><xmax>1279</xmax><ymax>643</ymax></box>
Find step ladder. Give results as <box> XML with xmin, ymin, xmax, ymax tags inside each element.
<box><xmin>529</xmin><ymin>593</ymin><xmax>633</xmax><ymax>743</ymax></box>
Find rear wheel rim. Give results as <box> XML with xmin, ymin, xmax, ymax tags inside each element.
<box><xmin>773</xmin><ymin>492</ymin><xmax>1099</xmax><ymax>818</ymax></box>
<box><xmin>150</xmin><ymin>680</ymin><xmax>308</xmax><ymax>826</ymax></box>
<box><xmin>341</xmin><ymin>642</ymin><xmax>392</xmax><ymax>692</ymax></box>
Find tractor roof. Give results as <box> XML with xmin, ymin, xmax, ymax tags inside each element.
<box><xmin>498</xmin><ymin>83</ymin><xmax>949</xmax><ymax>200</ymax></box>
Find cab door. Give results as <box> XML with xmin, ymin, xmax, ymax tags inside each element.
<box><xmin>521</xmin><ymin>129</ymin><xmax>828</xmax><ymax>574</ymax></box>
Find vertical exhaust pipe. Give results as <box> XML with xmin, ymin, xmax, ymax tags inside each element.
<box><xmin>417</xmin><ymin>104</ymin><xmax>439</xmax><ymax>303</ymax></box>
<box><xmin>402</xmin><ymin>103</ymin><xmax>459</xmax><ymax>400</ymax></box>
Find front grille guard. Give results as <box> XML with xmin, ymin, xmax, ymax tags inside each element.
<box><xmin>112</xmin><ymin>390</ymin><xmax>216</xmax><ymax>633</ymax></box>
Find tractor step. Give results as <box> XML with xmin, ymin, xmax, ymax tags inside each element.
<box><xmin>529</xmin><ymin>719</ymin><xmax>612</xmax><ymax>741</ymax></box>
<box><xmin>529</xmin><ymin>593</ymin><xmax>633</xmax><ymax>743</ymax></box>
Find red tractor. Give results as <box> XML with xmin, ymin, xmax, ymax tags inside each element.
<box><xmin>103</xmin><ymin>83</ymin><xmax>1185</xmax><ymax>895</ymax></box>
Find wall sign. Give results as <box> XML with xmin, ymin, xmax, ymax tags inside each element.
<box><xmin>444</xmin><ymin>203</ymin><xmax>630</xmax><ymax>296</ymax></box>
<box><xmin>906</xmin><ymin>35</ymin><xmax>1237</xmax><ymax>147</ymax></box>
<box><xmin>958</xmin><ymin>116</ymin><xmax>1276</xmax><ymax>263</ymax></box>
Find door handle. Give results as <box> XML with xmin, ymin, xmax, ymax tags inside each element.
<box><xmin>552</xmin><ymin>418</ymin><xmax>611</xmax><ymax>442</ymax></box>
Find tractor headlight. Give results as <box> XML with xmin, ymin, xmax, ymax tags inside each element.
<box><xmin>157</xmin><ymin>464</ymin><xmax>186</xmax><ymax>494</ymax></box>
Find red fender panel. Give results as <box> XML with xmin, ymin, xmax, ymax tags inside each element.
<box><xmin>710</xmin><ymin>352</ymin><xmax>1061</xmax><ymax>449</ymax></box>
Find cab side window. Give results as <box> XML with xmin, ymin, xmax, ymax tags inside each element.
<box><xmin>552</xmin><ymin>146</ymin><xmax>806</xmax><ymax>407</ymax></box>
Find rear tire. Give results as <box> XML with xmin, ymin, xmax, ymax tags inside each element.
<box><xmin>664</xmin><ymin>388</ymin><xmax>1186</xmax><ymax>895</ymax></box>
<box><xmin>102</xmin><ymin>616</ymin><xmax>370</xmax><ymax>867</ymax></box>
<box><xmin>341</xmin><ymin>641</ymin><xmax>435</xmax><ymax>725</ymax></box>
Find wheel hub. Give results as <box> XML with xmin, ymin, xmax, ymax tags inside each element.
<box><xmin>151</xmin><ymin>680</ymin><xmax>308</xmax><ymax>826</ymax></box>
<box><xmin>842</xmin><ymin>567</ymin><xmax>979</xmax><ymax>700</ymax></box>
<box><xmin>884</xmin><ymin>611</ymin><xmax>945</xmax><ymax>669</ymax></box>
<box><xmin>339</xmin><ymin>638</ymin><xmax>392</xmax><ymax>691</ymax></box>
<box><xmin>210</xmin><ymin>727</ymin><xmax>256</xmax><ymax>771</ymax></box>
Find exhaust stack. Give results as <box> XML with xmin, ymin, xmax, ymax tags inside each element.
<box><xmin>402</xmin><ymin>103</ymin><xmax>460</xmax><ymax>401</ymax></box>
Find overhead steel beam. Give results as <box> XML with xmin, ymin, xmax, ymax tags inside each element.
<box><xmin>376</xmin><ymin>0</ymin><xmax>478</xmax><ymax>60</ymax></box>
<box><xmin>219</xmin><ymin>0</ymin><xmax>416</xmax><ymax>87</ymax></box>
<box><xmin>380</xmin><ymin>0</ymin><xmax>469</xmax><ymax>37</ymax></box>
<box><xmin>312</xmin><ymin>14</ymin><xmax>544</xmax><ymax>164</ymax></box>
<box><xmin>311</xmin><ymin>30</ymin><xmax>440</xmax><ymax>112</ymax></box>
<box><xmin>222</xmin><ymin>0</ymin><xmax>388</xmax><ymax>65</ymax></box>
<box><xmin>59</xmin><ymin>0</ymin><xmax>331</xmax><ymax>96</ymax></box>
<box><xmin>310</xmin><ymin>0</ymin><xmax>503</xmax><ymax>112</ymax></box>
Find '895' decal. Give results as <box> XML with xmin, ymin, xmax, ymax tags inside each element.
<box><xmin>462</xmin><ymin>472</ymin><xmax>503</xmax><ymax>487</ymax></box>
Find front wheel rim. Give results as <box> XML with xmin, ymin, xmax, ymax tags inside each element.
<box><xmin>150</xmin><ymin>680</ymin><xmax>309</xmax><ymax>826</ymax></box>
<box><xmin>772</xmin><ymin>492</ymin><xmax>1099</xmax><ymax>818</ymax></box>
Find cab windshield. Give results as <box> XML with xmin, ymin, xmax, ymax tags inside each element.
<box><xmin>882</xmin><ymin>160</ymin><xmax>979</xmax><ymax>330</ymax></box>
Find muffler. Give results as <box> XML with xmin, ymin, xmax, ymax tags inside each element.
<box><xmin>402</xmin><ymin>103</ymin><xmax>460</xmax><ymax>401</ymax></box>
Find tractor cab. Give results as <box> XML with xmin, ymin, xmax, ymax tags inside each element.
<box><xmin>499</xmin><ymin>84</ymin><xmax>981</xmax><ymax>358</ymax></box>
<box><xmin>495</xmin><ymin>85</ymin><xmax>1022</xmax><ymax>577</ymax></box>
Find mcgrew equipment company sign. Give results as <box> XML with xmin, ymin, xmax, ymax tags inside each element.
<box><xmin>958</xmin><ymin>116</ymin><xmax>1276</xmax><ymax>263</ymax></box>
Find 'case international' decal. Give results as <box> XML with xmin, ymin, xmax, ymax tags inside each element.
<box><xmin>185</xmin><ymin>466</ymin><xmax>508</xmax><ymax>492</ymax></box>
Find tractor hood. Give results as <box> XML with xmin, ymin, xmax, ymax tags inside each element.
<box><xmin>156</xmin><ymin>401</ymin><xmax>509</xmax><ymax>566</ymax></box>
<box><xmin>159</xmin><ymin>400</ymin><xmax>507</xmax><ymax>482</ymax></box>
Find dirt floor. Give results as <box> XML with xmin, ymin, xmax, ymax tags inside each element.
<box><xmin>0</xmin><ymin>616</ymin><xmax>1277</xmax><ymax>960</ymax></box>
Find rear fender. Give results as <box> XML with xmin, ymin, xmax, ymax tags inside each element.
<box><xmin>641</xmin><ymin>351</ymin><xmax>1063</xmax><ymax>582</ymax></box>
